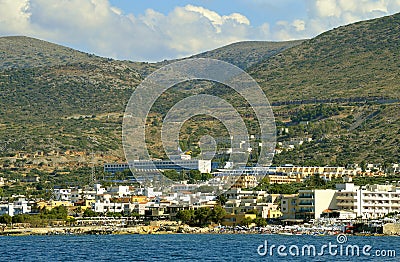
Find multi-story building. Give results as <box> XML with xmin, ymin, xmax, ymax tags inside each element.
<box><xmin>336</xmin><ymin>183</ymin><xmax>400</xmax><ymax>219</ymax></box>
<box><xmin>71</xmin><ymin>188</ymin><xmax>97</xmax><ymax>203</ymax></box>
<box><xmin>0</xmin><ymin>198</ymin><xmax>32</xmax><ymax>216</ymax></box>
<box><xmin>281</xmin><ymin>182</ymin><xmax>400</xmax><ymax>220</ymax></box>
<box><xmin>266</xmin><ymin>174</ymin><xmax>303</xmax><ymax>184</ymax></box>
<box><xmin>280</xmin><ymin>194</ymin><xmax>298</xmax><ymax>219</ymax></box>
<box><xmin>222</xmin><ymin>188</ymin><xmax>280</xmax><ymax>219</ymax></box>
<box><xmin>107</xmin><ymin>185</ymin><xmax>132</xmax><ymax>197</ymax></box>
<box><xmin>104</xmin><ymin>157</ymin><xmax>212</xmax><ymax>175</ymax></box>
<box><xmin>281</xmin><ymin>189</ymin><xmax>337</xmax><ymax>220</ymax></box>
<box><xmin>53</xmin><ymin>188</ymin><xmax>72</xmax><ymax>201</ymax></box>
<box><xmin>231</xmin><ymin>175</ymin><xmax>258</xmax><ymax>189</ymax></box>
<box><xmin>0</xmin><ymin>203</ymin><xmax>15</xmax><ymax>216</ymax></box>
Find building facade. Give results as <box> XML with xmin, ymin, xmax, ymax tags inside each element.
<box><xmin>281</xmin><ymin>189</ymin><xmax>337</xmax><ymax>220</ymax></box>
<box><xmin>336</xmin><ymin>183</ymin><xmax>400</xmax><ymax>219</ymax></box>
<box><xmin>104</xmin><ymin>159</ymin><xmax>212</xmax><ymax>174</ymax></box>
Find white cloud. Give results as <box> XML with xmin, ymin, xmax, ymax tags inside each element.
<box><xmin>0</xmin><ymin>0</ymin><xmax>400</xmax><ymax>61</ymax></box>
<box><xmin>0</xmin><ymin>0</ymin><xmax>31</xmax><ymax>34</ymax></box>
<box><xmin>292</xmin><ymin>20</ymin><xmax>306</xmax><ymax>31</ymax></box>
<box><xmin>269</xmin><ymin>0</ymin><xmax>400</xmax><ymax>40</ymax></box>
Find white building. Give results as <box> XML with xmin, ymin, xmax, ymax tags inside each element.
<box><xmin>104</xmin><ymin>156</ymin><xmax>212</xmax><ymax>175</ymax></box>
<box><xmin>107</xmin><ymin>185</ymin><xmax>132</xmax><ymax>197</ymax></box>
<box><xmin>336</xmin><ymin>183</ymin><xmax>400</xmax><ymax>219</ymax></box>
<box><xmin>393</xmin><ymin>164</ymin><xmax>400</xmax><ymax>173</ymax></box>
<box><xmin>0</xmin><ymin>198</ymin><xmax>31</xmax><ymax>216</ymax></box>
<box><xmin>71</xmin><ymin>188</ymin><xmax>97</xmax><ymax>203</ymax></box>
<box><xmin>53</xmin><ymin>188</ymin><xmax>72</xmax><ymax>201</ymax></box>
<box><xmin>93</xmin><ymin>194</ymin><xmax>124</xmax><ymax>213</ymax></box>
<box><xmin>0</xmin><ymin>203</ymin><xmax>14</xmax><ymax>216</ymax></box>
<box><xmin>171</xmin><ymin>183</ymin><xmax>200</xmax><ymax>192</ymax></box>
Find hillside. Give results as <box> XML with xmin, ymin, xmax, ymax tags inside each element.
<box><xmin>0</xmin><ymin>37</ymin><xmax>145</xmax><ymax>159</ymax></box>
<box><xmin>0</xmin><ymin>13</ymin><xmax>400</xmax><ymax>170</ymax></box>
<box><xmin>191</xmin><ymin>40</ymin><xmax>304</xmax><ymax>69</ymax></box>
<box><xmin>250</xmin><ymin>13</ymin><xmax>400</xmax><ymax>102</ymax></box>
<box><xmin>247</xmin><ymin>13</ymin><xmax>400</xmax><ymax>166</ymax></box>
<box><xmin>0</xmin><ymin>36</ymin><xmax>108</xmax><ymax>69</ymax></box>
<box><xmin>0</xmin><ymin>36</ymin><xmax>300</xmax><ymax>161</ymax></box>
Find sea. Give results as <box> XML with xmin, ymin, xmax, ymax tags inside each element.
<box><xmin>0</xmin><ymin>234</ymin><xmax>399</xmax><ymax>261</ymax></box>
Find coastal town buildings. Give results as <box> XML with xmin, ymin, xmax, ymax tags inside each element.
<box><xmin>104</xmin><ymin>154</ymin><xmax>212</xmax><ymax>175</ymax></box>
<box><xmin>0</xmin><ymin>198</ymin><xmax>31</xmax><ymax>216</ymax></box>
<box><xmin>2</xmin><ymin>159</ymin><xmax>400</xmax><ymax>226</ymax></box>
<box><xmin>336</xmin><ymin>183</ymin><xmax>400</xmax><ymax>219</ymax></box>
<box><xmin>222</xmin><ymin>188</ymin><xmax>281</xmax><ymax>219</ymax></box>
<box><xmin>280</xmin><ymin>189</ymin><xmax>337</xmax><ymax>220</ymax></box>
<box><xmin>53</xmin><ymin>188</ymin><xmax>72</xmax><ymax>201</ymax></box>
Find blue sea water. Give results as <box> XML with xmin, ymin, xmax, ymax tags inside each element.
<box><xmin>0</xmin><ymin>234</ymin><xmax>399</xmax><ymax>261</ymax></box>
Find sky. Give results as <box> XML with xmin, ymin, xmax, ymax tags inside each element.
<box><xmin>1</xmin><ymin>0</ymin><xmax>400</xmax><ymax>62</ymax></box>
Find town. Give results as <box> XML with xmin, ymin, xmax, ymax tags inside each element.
<box><xmin>1</xmin><ymin>151</ymin><xmax>400</xmax><ymax>236</ymax></box>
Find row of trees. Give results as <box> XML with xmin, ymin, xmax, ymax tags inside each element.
<box><xmin>0</xmin><ymin>205</ymin><xmax>68</xmax><ymax>226</ymax></box>
<box><xmin>176</xmin><ymin>205</ymin><xmax>226</xmax><ymax>227</ymax></box>
<box><xmin>291</xmin><ymin>104</ymin><xmax>343</xmax><ymax>123</ymax></box>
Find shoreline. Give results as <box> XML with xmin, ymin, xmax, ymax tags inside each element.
<box><xmin>0</xmin><ymin>225</ymin><xmax>392</xmax><ymax>237</ymax></box>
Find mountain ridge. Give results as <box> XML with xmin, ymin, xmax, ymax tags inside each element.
<box><xmin>0</xmin><ymin>13</ymin><xmax>399</xmax><ymax>167</ymax></box>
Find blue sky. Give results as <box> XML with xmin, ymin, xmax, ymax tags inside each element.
<box><xmin>1</xmin><ymin>0</ymin><xmax>400</xmax><ymax>62</ymax></box>
<box><xmin>108</xmin><ymin>0</ymin><xmax>308</xmax><ymax>27</ymax></box>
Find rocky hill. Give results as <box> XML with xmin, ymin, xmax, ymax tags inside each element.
<box><xmin>0</xmin><ymin>13</ymin><xmax>399</xmax><ymax>168</ymax></box>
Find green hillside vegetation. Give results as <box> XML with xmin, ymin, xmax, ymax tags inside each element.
<box><xmin>0</xmin><ymin>36</ymin><xmax>103</xmax><ymax>69</ymax></box>
<box><xmin>0</xmin><ymin>38</ymin><xmax>144</xmax><ymax>156</ymax></box>
<box><xmin>0</xmin><ymin>37</ymin><xmax>291</xmax><ymax>159</ymax></box>
<box><xmin>191</xmin><ymin>40</ymin><xmax>304</xmax><ymax>69</ymax></box>
<box><xmin>0</xmin><ymin>13</ymin><xmax>400</xmax><ymax>170</ymax></box>
<box><xmin>250</xmin><ymin>13</ymin><xmax>400</xmax><ymax>102</ymax></box>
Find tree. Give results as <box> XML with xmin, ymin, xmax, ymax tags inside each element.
<box><xmin>360</xmin><ymin>160</ymin><xmax>367</xmax><ymax>172</ymax></box>
<box><xmin>201</xmin><ymin>173</ymin><xmax>213</xmax><ymax>181</ymax></box>
<box><xmin>216</xmin><ymin>195</ymin><xmax>227</xmax><ymax>206</ymax></box>
<box><xmin>40</xmin><ymin>205</ymin><xmax>68</xmax><ymax>219</ymax></box>
<box><xmin>163</xmin><ymin>170</ymin><xmax>181</xmax><ymax>181</ymax></box>
<box><xmin>253</xmin><ymin>217</ymin><xmax>267</xmax><ymax>227</ymax></box>
<box><xmin>176</xmin><ymin>209</ymin><xmax>195</xmax><ymax>225</ymax></box>
<box><xmin>209</xmin><ymin>205</ymin><xmax>226</xmax><ymax>224</ymax></box>
<box><xmin>305</xmin><ymin>174</ymin><xmax>326</xmax><ymax>187</ymax></box>
<box><xmin>12</xmin><ymin>214</ymin><xmax>30</xmax><ymax>223</ymax></box>
<box><xmin>0</xmin><ymin>214</ymin><xmax>12</xmax><ymax>224</ymax></box>
<box><xmin>188</xmin><ymin>170</ymin><xmax>202</xmax><ymax>181</ymax></box>
<box><xmin>194</xmin><ymin>207</ymin><xmax>211</xmax><ymax>227</ymax></box>
<box><xmin>240</xmin><ymin>217</ymin><xmax>253</xmax><ymax>227</ymax></box>
<box><xmin>83</xmin><ymin>208</ymin><xmax>97</xmax><ymax>217</ymax></box>
<box><xmin>106</xmin><ymin>212</ymin><xmax>122</xmax><ymax>217</ymax></box>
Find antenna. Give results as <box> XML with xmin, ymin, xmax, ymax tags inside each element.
<box><xmin>89</xmin><ymin>150</ymin><xmax>96</xmax><ymax>187</ymax></box>
<box><xmin>88</xmin><ymin>135</ymin><xmax>99</xmax><ymax>186</ymax></box>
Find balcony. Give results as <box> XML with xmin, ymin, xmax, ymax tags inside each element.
<box><xmin>336</xmin><ymin>195</ymin><xmax>357</xmax><ymax>200</ymax></box>
<box><xmin>298</xmin><ymin>201</ymin><xmax>314</xmax><ymax>206</ymax></box>
<box><xmin>299</xmin><ymin>195</ymin><xmax>314</xmax><ymax>199</ymax></box>
<box><xmin>337</xmin><ymin>202</ymin><xmax>357</xmax><ymax>207</ymax></box>
<box><xmin>363</xmin><ymin>195</ymin><xmax>390</xmax><ymax>200</ymax></box>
